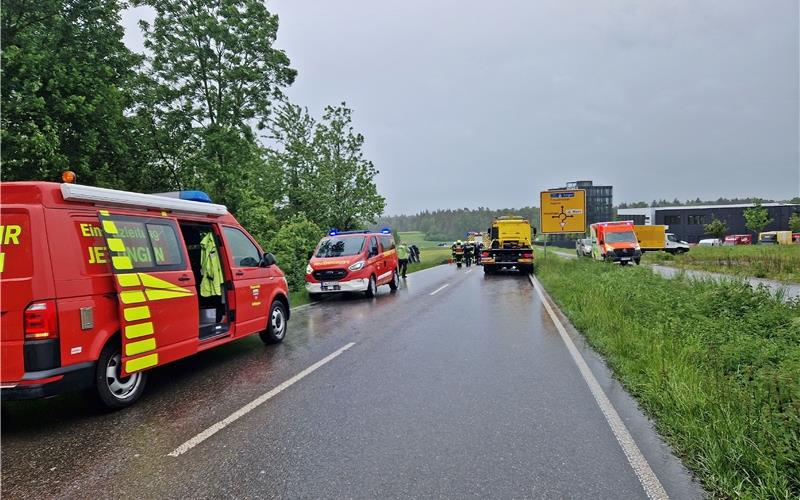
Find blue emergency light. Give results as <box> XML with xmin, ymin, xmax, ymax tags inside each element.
<box><xmin>154</xmin><ymin>190</ymin><xmax>213</xmax><ymax>203</ymax></box>
<box><xmin>381</xmin><ymin>227</ymin><xmax>392</xmax><ymax>234</ymax></box>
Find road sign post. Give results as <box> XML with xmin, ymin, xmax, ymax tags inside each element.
<box><xmin>540</xmin><ymin>189</ymin><xmax>587</xmax><ymax>235</ymax></box>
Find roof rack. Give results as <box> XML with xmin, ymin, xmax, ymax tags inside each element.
<box><xmin>60</xmin><ymin>184</ymin><xmax>228</xmax><ymax>216</ymax></box>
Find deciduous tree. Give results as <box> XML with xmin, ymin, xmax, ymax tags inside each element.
<box><xmin>743</xmin><ymin>200</ymin><xmax>773</xmax><ymax>236</ymax></box>
<box><xmin>704</xmin><ymin>217</ymin><xmax>728</xmax><ymax>240</ymax></box>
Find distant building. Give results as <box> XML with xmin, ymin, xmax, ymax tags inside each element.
<box><xmin>618</xmin><ymin>203</ymin><xmax>799</xmax><ymax>243</ymax></box>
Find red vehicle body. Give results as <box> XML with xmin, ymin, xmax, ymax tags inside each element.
<box><xmin>305</xmin><ymin>230</ymin><xmax>399</xmax><ymax>298</ymax></box>
<box><xmin>590</xmin><ymin>221</ymin><xmax>642</xmax><ymax>265</ymax></box>
<box><xmin>0</xmin><ymin>182</ymin><xmax>290</xmax><ymax>408</ymax></box>
<box><xmin>793</xmin><ymin>233</ymin><xmax>800</xmax><ymax>244</ymax></box>
<box><xmin>723</xmin><ymin>234</ymin><xmax>753</xmax><ymax>245</ymax></box>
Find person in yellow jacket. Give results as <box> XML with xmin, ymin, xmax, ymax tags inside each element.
<box><xmin>200</xmin><ymin>232</ymin><xmax>224</xmax><ymax>297</ymax></box>
<box><xmin>397</xmin><ymin>242</ymin><xmax>410</xmax><ymax>278</ymax></box>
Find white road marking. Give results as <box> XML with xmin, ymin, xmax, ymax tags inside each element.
<box><xmin>167</xmin><ymin>342</ymin><xmax>357</xmax><ymax>457</ymax></box>
<box><xmin>429</xmin><ymin>284</ymin><xmax>449</xmax><ymax>295</ymax></box>
<box><xmin>465</xmin><ymin>269</ymin><xmax>473</xmax><ymax>274</ymax></box>
<box><xmin>529</xmin><ymin>274</ymin><xmax>668</xmax><ymax>500</ymax></box>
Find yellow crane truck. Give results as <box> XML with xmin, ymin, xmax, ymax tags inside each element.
<box><xmin>481</xmin><ymin>216</ymin><xmax>535</xmax><ymax>274</ymax></box>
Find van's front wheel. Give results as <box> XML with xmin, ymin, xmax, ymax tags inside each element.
<box><xmin>260</xmin><ymin>300</ymin><xmax>288</xmax><ymax>344</ymax></box>
<box><xmin>94</xmin><ymin>342</ymin><xmax>147</xmax><ymax>410</ymax></box>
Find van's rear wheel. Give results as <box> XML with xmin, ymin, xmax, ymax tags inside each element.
<box><xmin>94</xmin><ymin>342</ymin><xmax>147</xmax><ymax>410</ymax></box>
<box><xmin>388</xmin><ymin>270</ymin><xmax>399</xmax><ymax>291</ymax></box>
<box><xmin>260</xmin><ymin>300</ymin><xmax>288</xmax><ymax>344</ymax></box>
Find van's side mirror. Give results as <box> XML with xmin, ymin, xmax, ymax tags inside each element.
<box><xmin>260</xmin><ymin>252</ymin><xmax>277</xmax><ymax>267</ymax></box>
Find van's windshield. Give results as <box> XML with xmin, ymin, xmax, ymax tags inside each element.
<box><xmin>605</xmin><ymin>231</ymin><xmax>637</xmax><ymax>244</ymax></box>
<box><xmin>316</xmin><ymin>236</ymin><xmax>366</xmax><ymax>258</ymax></box>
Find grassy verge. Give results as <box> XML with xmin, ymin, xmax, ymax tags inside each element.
<box><xmin>643</xmin><ymin>245</ymin><xmax>800</xmax><ymax>283</ymax></box>
<box><xmin>399</xmin><ymin>231</ymin><xmax>451</xmax><ymax>274</ymax></box>
<box><xmin>535</xmin><ymin>255</ymin><xmax>800</xmax><ymax>498</ymax></box>
<box><xmin>289</xmin><ymin>289</ymin><xmax>310</xmax><ymax>307</ymax></box>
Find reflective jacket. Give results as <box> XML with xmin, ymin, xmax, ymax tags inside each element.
<box><xmin>200</xmin><ymin>232</ymin><xmax>224</xmax><ymax>297</ymax></box>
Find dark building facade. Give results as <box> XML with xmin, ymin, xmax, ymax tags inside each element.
<box><xmin>619</xmin><ymin>204</ymin><xmax>799</xmax><ymax>243</ymax></box>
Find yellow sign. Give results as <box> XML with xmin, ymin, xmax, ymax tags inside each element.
<box><xmin>540</xmin><ymin>190</ymin><xmax>586</xmax><ymax>234</ymax></box>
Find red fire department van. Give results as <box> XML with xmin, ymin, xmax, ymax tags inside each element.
<box><xmin>305</xmin><ymin>229</ymin><xmax>399</xmax><ymax>299</ymax></box>
<box><xmin>1</xmin><ymin>181</ymin><xmax>290</xmax><ymax>409</ymax></box>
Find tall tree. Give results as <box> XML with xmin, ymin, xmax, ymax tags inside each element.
<box><xmin>789</xmin><ymin>212</ymin><xmax>800</xmax><ymax>233</ymax></box>
<box><xmin>137</xmin><ymin>0</ymin><xmax>296</xmax><ymax>206</ymax></box>
<box><xmin>743</xmin><ymin>200</ymin><xmax>773</xmax><ymax>236</ymax></box>
<box><xmin>1</xmin><ymin>0</ymin><xmax>143</xmax><ymax>185</ymax></box>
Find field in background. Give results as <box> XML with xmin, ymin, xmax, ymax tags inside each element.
<box><xmin>398</xmin><ymin>231</ymin><xmax>451</xmax><ymax>274</ymax></box>
<box><xmin>535</xmin><ymin>254</ymin><xmax>800</xmax><ymax>498</ymax></box>
<box><xmin>643</xmin><ymin>245</ymin><xmax>800</xmax><ymax>283</ymax></box>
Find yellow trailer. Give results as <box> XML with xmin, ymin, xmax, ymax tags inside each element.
<box><xmin>634</xmin><ymin>225</ymin><xmax>666</xmax><ymax>252</ymax></box>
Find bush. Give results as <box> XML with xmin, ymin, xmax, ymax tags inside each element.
<box><xmin>269</xmin><ymin>214</ymin><xmax>322</xmax><ymax>291</ymax></box>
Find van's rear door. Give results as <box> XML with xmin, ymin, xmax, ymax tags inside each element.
<box><xmin>97</xmin><ymin>211</ymin><xmax>198</xmax><ymax>377</ymax></box>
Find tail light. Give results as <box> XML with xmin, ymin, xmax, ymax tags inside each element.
<box><xmin>24</xmin><ymin>300</ymin><xmax>58</xmax><ymax>340</ymax></box>
<box><xmin>482</xmin><ymin>252</ymin><xmax>490</xmax><ymax>257</ymax></box>
<box><xmin>522</xmin><ymin>253</ymin><xmax>533</xmax><ymax>258</ymax></box>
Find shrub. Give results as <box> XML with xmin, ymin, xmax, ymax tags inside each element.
<box><xmin>269</xmin><ymin>214</ymin><xmax>322</xmax><ymax>291</ymax></box>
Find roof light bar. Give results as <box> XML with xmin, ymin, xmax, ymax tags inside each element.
<box><xmin>60</xmin><ymin>184</ymin><xmax>228</xmax><ymax>216</ymax></box>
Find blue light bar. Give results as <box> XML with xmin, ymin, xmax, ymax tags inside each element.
<box><xmin>380</xmin><ymin>227</ymin><xmax>392</xmax><ymax>234</ymax></box>
<box><xmin>328</xmin><ymin>229</ymin><xmax>338</xmax><ymax>236</ymax></box>
<box><xmin>153</xmin><ymin>190</ymin><xmax>213</xmax><ymax>203</ymax></box>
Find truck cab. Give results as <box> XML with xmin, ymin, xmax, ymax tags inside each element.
<box><xmin>481</xmin><ymin>216</ymin><xmax>534</xmax><ymax>274</ymax></box>
<box><xmin>590</xmin><ymin>221</ymin><xmax>642</xmax><ymax>265</ymax></box>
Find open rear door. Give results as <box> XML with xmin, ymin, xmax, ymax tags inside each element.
<box><xmin>97</xmin><ymin>210</ymin><xmax>198</xmax><ymax>376</ymax></box>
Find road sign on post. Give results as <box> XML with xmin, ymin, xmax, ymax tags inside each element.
<box><xmin>540</xmin><ymin>189</ymin><xmax>586</xmax><ymax>234</ymax></box>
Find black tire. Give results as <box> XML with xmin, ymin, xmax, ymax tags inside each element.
<box><xmin>260</xmin><ymin>300</ymin><xmax>288</xmax><ymax>344</ymax></box>
<box><xmin>365</xmin><ymin>275</ymin><xmax>377</xmax><ymax>298</ymax></box>
<box><xmin>620</xmin><ymin>260</ymin><xmax>629</xmax><ymax>266</ymax></box>
<box><xmin>483</xmin><ymin>265</ymin><xmax>494</xmax><ymax>275</ymax></box>
<box><xmin>94</xmin><ymin>341</ymin><xmax>147</xmax><ymax>410</ymax></box>
<box><xmin>388</xmin><ymin>270</ymin><xmax>399</xmax><ymax>291</ymax></box>
<box><xmin>634</xmin><ymin>258</ymin><xmax>641</xmax><ymax>265</ymax></box>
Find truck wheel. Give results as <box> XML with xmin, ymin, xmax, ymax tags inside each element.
<box><xmin>365</xmin><ymin>275</ymin><xmax>377</xmax><ymax>298</ymax></box>
<box><xmin>260</xmin><ymin>300</ymin><xmax>288</xmax><ymax>344</ymax></box>
<box><xmin>483</xmin><ymin>265</ymin><xmax>493</xmax><ymax>275</ymax></box>
<box><xmin>388</xmin><ymin>270</ymin><xmax>399</xmax><ymax>291</ymax></box>
<box><xmin>635</xmin><ymin>258</ymin><xmax>641</xmax><ymax>265</ymax></box>
<box><xmin>94</xmin><ymin>341</ymin><xmax>147</xmax><ymax>410</ymax></box>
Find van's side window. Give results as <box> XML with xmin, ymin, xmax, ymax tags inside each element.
<box><xmin>223</xmin><ymin>227</ymin><xmax>261</xmax><ymax>267</ymax></box>
<box><xmin>369</xmin><ymin>237</ymin><xmax>379</xmax><ymax>256</ymax></box>
<box><xmin>109</xmin><ymin>218</ymin><xmax>186</xmax><ymax>271</ymax></box>
<box><xmin>380</xmin><ymin>235</ymin><xmax>395</xmax><ymax>251</ymax></box>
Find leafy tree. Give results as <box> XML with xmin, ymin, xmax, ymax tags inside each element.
<box><xmin>743</xmin><ymin>200</ymin><xmax>773</xmax><ymax>236</ymax></box>
<box><xmin>269</xmin><ymin>214</ymin><xmax>322</xmax><ymax>291</ymax></box>
<box><xmin>789</xmin><ymin>212</ymin><xmax>800</xmax><ymax>233</ymax></box>
<box><xmin>1</xmin><ymin>0</ymin><xmax>144</xmax><ymax>186</ymax></box>
<box><xmin>704</xmin><ymin>217</ymin><xmax>728</xmax><ymax>240</ymax></box>
<box><xmin>267</xmin><ymin>103</ymin><xmax>385</xmax><ymax>230</ymax></box>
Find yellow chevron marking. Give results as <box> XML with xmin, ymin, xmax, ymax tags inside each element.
<box><xmin>139</xmin><ymin>273</ymin><xmax>188</xmax><ymax>291</ymax></box>
<box><xmin>125</xmin><ymin>353</ymin><xmax>158</xmax><ymax>373</ymax></box>
<box><xmin>145</xmin><ymin>288</ymin><xmax>193</xmax><ymax>301</ymax></box>
<box><xmin>112</xmin><ymin>255</ymin><xmax>133</xmax><ymax>270</ymax></box>
<box><xmin>117</xmin><ymin>274</ymin><xmax>141</xmax><ymax>287</ymax></box>
<box><xmin>107</xmin><ymin>238</ymin><xmax>126</xmax><ymax>253</ymax></box>
<box><xmin>102</xmin><ymin>220</ymin><xmax>118</xmax><ymax>234</ymax></box>
<box><xmin>125</xmin><ymin>338</ymin><xmax>156</xmax><ymax>356</ymax></box>
<box><xmin>123</xmin><ymin>305</ymin><xmax>151</xmax><ymax>322</ymax></box>
<box><xmin>125</xmin><ymin>322</ymin><xmax>154</xmax><ymax>339</ymax></box>
<box><xmin>120</xmin><ymin>290</ymin><xmax>146</xmax><ymax>304</ymax></box>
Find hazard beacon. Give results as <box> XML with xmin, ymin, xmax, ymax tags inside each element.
<box><xmin>0</xmin><ymin>180</ymin><xmax>290</xmax><ymax>409</ymax></box>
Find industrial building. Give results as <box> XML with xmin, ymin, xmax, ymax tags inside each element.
<box><xmin>617</xmin><ymin>203</ymin><xmax>799</xmax><ymax>243</ymax></box>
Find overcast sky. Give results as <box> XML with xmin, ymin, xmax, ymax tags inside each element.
<box><xmin>122</xmin><ymin>1</ymin><xmax>799</xmax><ymax>214</ymax></box>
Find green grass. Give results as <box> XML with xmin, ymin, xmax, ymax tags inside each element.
<box><xmin>290</xmin><ymin>289</ymin><xmax>310</xmax><ymax>307</ymax></box>
<box><xmin>536</xmin><ymin>255</ymin><xmax>800</xmax><ymax>498</ymax></box>
<box><xmin>398</xmin><ymin>231</ymin><xmax>451</xmax><ymax>274</ymax></box>
<box><xmin>643</xmin><ymin>245</ymin><xmax>800</xmax><ymax>283</ymax></box>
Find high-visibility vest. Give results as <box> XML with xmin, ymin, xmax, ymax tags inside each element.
<box><xmin>200</xmin><ymin>232</ymin><xmax>224</xmax><ymax>297</ymax></box>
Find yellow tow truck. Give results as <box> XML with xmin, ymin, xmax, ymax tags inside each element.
<box><xmin>482</xmin><ymin>216</ymin><xmax>535</xmax><ymax>274</ymax></box>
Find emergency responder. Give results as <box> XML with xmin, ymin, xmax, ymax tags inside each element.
<box><xmin>397</xmin><ymin>242</ymin><xmax>410</xmax><ymax>278</ymax></box>
<box><xmin>452</xmin><ymin>240</ymin><xmax>465</xmax><ymax>268</ymax></box>
<box><xmin>474</xmin><ymin>241</ymin><xmax>483</xmax><ymax>265</ymax></box>
<box><xmin>464</xmin><ymin>240</ymin><xmax>474</xmax><ymax>267</ymax></box>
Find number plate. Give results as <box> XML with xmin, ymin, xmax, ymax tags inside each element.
<box><xmin>321</xmin><ymin>281</ymin><xmax>340</xmax><ymax>291</ymax></box>
<box><xmin>620</xmin><ymin>257</ymin><xmax>631</xmax><ymax>261</ymax></box>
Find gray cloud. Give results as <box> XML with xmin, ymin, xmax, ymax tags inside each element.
<box><xmin>122</xmin><ymin>0</ymin><xmax>799</xmax><ymax>213</ymax></box>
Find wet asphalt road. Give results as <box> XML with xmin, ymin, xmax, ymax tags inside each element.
<box><xmin>1</xmin><ymin>264</ymin><xmax>703</xmax><ymax>499</ymax></box>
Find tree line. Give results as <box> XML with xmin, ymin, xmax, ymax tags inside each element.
<box><xmin>618</xmin><ymin>196</ymin><xmax>800</xmax><ymax>209</ymax></box>
<box><xmin>377</xmin><ymin>207</ymin><xmax>540</xmax><ymax>241</ymax></box>
<box><xmin>1</xmin><ymin>0</ymin><xmax>385</xmax><ymax>291</ymax></box>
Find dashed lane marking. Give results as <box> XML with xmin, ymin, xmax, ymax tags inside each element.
<box><xmin>529</xmin><ymin>274</ymin><xmax>668</xmax><ymax>500</ymax></box>
<box><xmin>168</xmin><ymin>342</ymin><xmax>357</xmax><ymax>457</ymax></box>
<box><xmin>429</xmin><ymin>284</ymin><xmax>449</xmax><ymax>295</ymax></box>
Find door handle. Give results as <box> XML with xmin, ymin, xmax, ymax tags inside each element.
<box><xmin>235</xmin><ymin>271</ymin><xmax>245</xmax><ymax>277</ymax></box>
<box><xmin>178</xmin><ymin>275</ymin><xmax>191</xmax><ymax>282</ymax></box>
